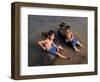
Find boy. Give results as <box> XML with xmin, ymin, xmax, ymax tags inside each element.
<box><xmin>63</xmin><ymin>25</ymin><xmax>83</xmax><ymax>52</ymax></box>
<box><xmin>38</xmin><ymin>30</ymin><xmax>67</xmax><ymax>59</ymax></box>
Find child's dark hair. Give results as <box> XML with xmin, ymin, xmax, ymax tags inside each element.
<box><xmin>66</xmin><ymin>25</ymin><xmax>71</xmax><ymax>30</ymax></box>
<box><xmin>59</xmin><ymin>22</ymin><xmax>67</xmax><ymax>28</ymax></box>
<box><xmin>41</xmin><ymin>30</ymin><xmax>55</xmax><ymax>38</ymax></box>
<box><xmin>48</xmin><ymin>30</ymin><xmax>55</xmax><ymax>36</ymax></box>
<box><xmin>59</xmin><ymin>22</ymin><xmax>71</xmax><ymax>30</ymax></box>
<box><xmin>41</xmin><ymin>32</ymin><xmax>48</xmax><ymax>37</ymax></box>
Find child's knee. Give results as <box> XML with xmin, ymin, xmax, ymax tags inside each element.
<box><xmin>58</xmin><ymin>45</ymin><xmax>63</xmax><ymax>49</ymax></box>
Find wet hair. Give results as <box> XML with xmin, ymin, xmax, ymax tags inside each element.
<box><xmin>59</xmin><ymin>22</ymin><xmax>71</xmax><ymax>30</ymax></box>
<box><xmin>65</xmin><ymin>25</ymin><xmax>71</xmax><ymax>30</ymax></box>
<box><xmin>48</xmin><ymin>30</ymin><xmax>55</xmax><ymax>36</ymax></box>
<box><xmin>41</xmin><ymin>32</ymin><xmax>48</xmax><ymax>37</ymax></box>
<box><xmin>41</xmin><ymin>30</ymin><xmax>55</xmax><ymax>38</ymax></box>
<box><xmin>59</xmin><ymin>22</ymin><xmax>67</xmax><ymax>27</ymax></box>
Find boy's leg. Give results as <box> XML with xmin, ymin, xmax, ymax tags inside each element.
<box><xmin>76</xmin><ymin>41</ymin><xmax>84</xmax><ymax>47</ymax></box>
<box><xmin>56</xmin><ymin>52</ymin><xmax>71</xmax><ymax>59</ymax></box>
<box><xmin>74</xmin><ymin>46</ymin><xmax>80</xmax><ymax>52</ymax></box>
<box><xmin>72</xmin><ymin>41</ymin><xmax>80</xmax><ymax>52</ymax></box>
<box><xmin>58</xmin><ymin>45</ymin><xmax>63</xmax><ymax>50</ymax></box>
<box><xmin>71</xmin><ymin>38</ymin><xmax>80</xmax><ymax>52</ymax></box>
<box><xmin>56</xmin><ymin>52</ymin><xmax>67</xmax><ymax>59</ymax></box>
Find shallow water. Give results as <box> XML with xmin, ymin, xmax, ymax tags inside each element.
<box><xmin>28</xmin><ymin>15</ymin><xmax>88</xmax><ymax>66</ymax></box>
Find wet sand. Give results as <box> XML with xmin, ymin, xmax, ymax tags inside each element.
<box><xmin>28</xmin><ymin>15</ymin><xmax>88</xmax><ymax>66</ymax></box>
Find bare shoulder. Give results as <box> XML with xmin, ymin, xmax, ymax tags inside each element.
<box><xmin>38</xmin><ymin>39</ymin><xmax>47</xmax><ymax>43</ymax></box>
<box><xmin>42</xmin><ymin>38</ymin><xmax>49</xmax><ymax>43</ymax></box>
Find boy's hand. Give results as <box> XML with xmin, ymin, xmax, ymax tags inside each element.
<box><xmin>69</xmin><ymin>37</ymin><xmax>74</xmax><ymax>41</ymax></box>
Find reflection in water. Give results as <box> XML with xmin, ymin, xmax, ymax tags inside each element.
<box><xmin>28</xmin><ymin>15</ymin><xmax>88</xmax><ymax>66</ymax></box>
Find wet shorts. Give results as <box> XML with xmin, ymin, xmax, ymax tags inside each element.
<box><xmin>48</xmin><ymin>46</ymin><xmax>57</xmax><ymax>55</ymax></box>
<box><xmin>70</xmin><ymin>38</ymin><xmax>78</xmax><ymax>48</ymax></box>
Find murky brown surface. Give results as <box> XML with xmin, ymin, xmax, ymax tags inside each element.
<box><xmin>28</xmin><ymin>15</ymin><xmax>88</xmax><ymax>66</ymax></box>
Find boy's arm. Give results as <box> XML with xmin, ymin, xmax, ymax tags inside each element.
<box><xmin>52</xmin><ymin>42</ymin><xmax>57</xmax><ymax>48</ymax></box>
<box><xmin>71</xmin><ymin>32</ymin><xmax>74</xmax><ymax>37</ymax></box>
<box><xmin>38</xmin><ymin>40</ymin><xmax>46</xmax><ymax>50</ymax></box>
<box><xmin>70</xmin><ymin>32</ymin><xmax>74</xmax><ymax>40</ymax></box>
<box><xmin>57</xmin><ymin>53</ymin><xmax>67</xmax><ymax>59</ymax></box>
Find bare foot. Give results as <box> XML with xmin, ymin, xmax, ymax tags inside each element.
<box><xmin>80</xmin><ymin>44</ymin><xmax>84</xmax><ymax>48</ymax></box>
<box><xmin>74</xmin><ymin>48</ymin><xmax>80</xmax><ymax>52</ymax></box>
<box><xmin>61</xmin><ymin>56</ymin><xmax>72</xmax><ymax>59</ymax></box>
<box><xmin>77</xmin><ymin>41</ymin><xmax>84</xmax><ymax>48</ymax></box>
<box><xmin>66</xmin><ymin>57</ymin><xmax>72</xmax><ymax>60</ymax></box>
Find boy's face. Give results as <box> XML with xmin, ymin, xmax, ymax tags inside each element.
<box><xmin>49</xmin><ymin>34</ymin><xmax>55</xmax><ymax>40</ymax></box>
<box><xmin>64</xmin><ymin>29</ymin><xmax>71</xmax><ymax>33</ymax></box>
